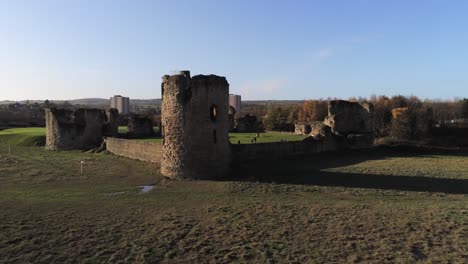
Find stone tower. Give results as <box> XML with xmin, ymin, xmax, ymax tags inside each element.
<box><xmin>160</xmin><ymin>71</ymin><xmax>231</xmax><ymax>179</ymax></box>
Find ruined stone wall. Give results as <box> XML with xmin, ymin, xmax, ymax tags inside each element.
<box><xmin>324</xmin><ymin>100</ymin><xmax>374</xmax><ymax>135</ymax></box>
<box><xmin>161</xmin><ymin>71</ymin><xmax>231</xmax><ymax>179</ymax></box>
<box><xmin>45</xmin><ymin>108</ymin><xmax>108</xmax><ymax>150</ymax></box>
<box><xmin>128</xmin><ymin>115</ymin><xmax>154</xmax><ymax>137</ymax></box>
<box><xmin>295</xmin><ymin>121</ymin><xmax>325</xmax><ymax>135</ymax></box>
<box><xmin>321</xmin><ymin>100</ymin><xmax>375</xmax><ymax>149</ymax></box>
<box><xmin>294</xmin><ymin>123</ymin><xmax>311</xmax><ymax>135</ymax></box>
<box><xmin>105</xmin><ymin>138</ymin><xmax>163</xmax><ymax>164</ymax></box>
<box><xmin>104</xmin><ymin>108</ymin><xmax>119</xmax><ymax>137</ymax></box>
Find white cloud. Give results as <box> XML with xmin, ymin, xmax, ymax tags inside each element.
<box><xmin>237</xmin><ymin>78</ymin><xmax>287</xmax><ymax>99</ymax></box>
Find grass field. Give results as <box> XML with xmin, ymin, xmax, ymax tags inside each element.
<box><xmin>0</xmin><ymin>127</ymin><xmax>306</xmax><ymax>145</ymax></box>
<box><xmin>118</xmin><ymin>126</ymin><xmax>128</xmax><ymax>133</ymax></box>
<box><xmin>0</xmin><ymin>128</ymin><xmax>46</xmax><ymax>146</ymax></box>
<box><xmin>0</xmin><ymin>145</ymin><xmax>466</xmax><ymax>263</ymax></box>
<box><xmin>138</xmin><ymin>132</ymin><xmax>306</xmax><ymax>144</ymax></box>
<box><xmin>229</xmin><ymin>132</ymin><xmax>306</xmax><ymax>144</ymax></box>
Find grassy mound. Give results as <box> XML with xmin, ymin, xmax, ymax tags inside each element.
<box><xmin>0</xmin><ymin>127</ymin><xmax>46</xmax><ymax>146</ymax></box>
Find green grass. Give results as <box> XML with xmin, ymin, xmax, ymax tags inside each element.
<box><xmin>131</xmin><ymin>132</ymin><xmax>306</xmax><ymax>144</ymax></box>
<box><xmin>229</xmin><ymin>132</ymin><xmax>307</xmax><ymax>144</ymax></box>
<box><xmin>0</xmin><ymin>127</ymin><xmax>306</xmax><ymax>146</ymax></box>
<box><xmin>118</xmin><ymin>126</ymin><xmax>160</xmax><ymax>134</ymax></box>
<box><xmin>0</xmin><ymin>146</ymin><xmax>466</xmax><ymax>263</ymax></box>
<box><xmin>0</xmin><ymin>127</ymin><xmax>46</xmax><ymax>146</ymax></box>
<box><xmin>118</xmin><ymin>126</ymin><xmax>128</xmax><ymax>133</ymax></box>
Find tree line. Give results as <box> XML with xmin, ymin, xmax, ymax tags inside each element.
<box><xmin>261</xmin><ymin>96</ymin><xmax>468</xmax><ymax>141</ymax></box>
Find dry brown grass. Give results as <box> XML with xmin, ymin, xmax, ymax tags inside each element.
<box><xmin>0</xmin><ymin>146</ymin><xmax>466</xmax><ymax>263</ymax></box>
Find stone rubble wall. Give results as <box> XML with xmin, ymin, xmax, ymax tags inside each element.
<box><xmin>324</xmin><ymin>100</ymin><xmax>374</xmax><ymax>135</ymax></box>
<box><xmin>295</xmin><ymin>121</ymin><xmax>323</xmax><ymax>135</ymax></box>
<box><xmin>105</xmin><ymin>131</ymin><xmax>372</xmax><ymax>168</ymax></box>
<box><xmin>45</xmin><ymin>108</ymin><xmax>109</xmax><ymax>150</ymax></box>
<box><xmin>295</xmin><ymin>100</ymin><xmax>375</xmax><ymax>149</ymax></box>
<box><xmin>160</xmin><ymin>71</ymin><xmax>192</xmax><ymax>179</ymax></box>
<box><xmin>294</xmin><ymin>123</ymin><xmax>311</xmax><ymax>135</ymax></box>
<box><xmin>128</xmin><ymin>115</ymin><xmax>154</xmax><ymax>137</ymax></box>
<box><xmin>105</xmin><ymin>137</ymin><xmax>162</xmax><ymax>165</ymax></box>
<box><xmin>104</xmin><ymin>108</ymin><xmax>119</xmax><ymax>137</ymax></box>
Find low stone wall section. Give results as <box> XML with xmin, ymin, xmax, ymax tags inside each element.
<box><xmin>106</xmin><ymin>136</ymin><xmax>372</xmax><ymax>166</ymax></box>
<box><xmin>231</xmin><ymin>136</ymin><xmax>343</xmax><ymax>163</ymax></box>
<box><xmin>105</xmin><ymin>137</ymin><xmax>163</xmax><ymax>165</ymax></box>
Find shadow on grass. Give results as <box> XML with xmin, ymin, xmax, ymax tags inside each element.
<box><xmin>229</xmin><ymin>146</ymin><xmax>468</xmax><ymax>194</ymax></box>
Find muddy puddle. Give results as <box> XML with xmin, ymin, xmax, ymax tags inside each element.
<box><xmin>139</xmin><ymin>185</ymin><xmax>154</xmax><ymax>193</ymax></box>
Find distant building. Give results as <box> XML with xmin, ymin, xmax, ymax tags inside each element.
<box><xmin>229</xmin><ymin>94</ymin><xmax>241</xmax><ymax>117</ymax></box>
<box><xmin>110</xmin><ymin>95</ymin><xmax>130</xmax><ymax>115</ymax></box>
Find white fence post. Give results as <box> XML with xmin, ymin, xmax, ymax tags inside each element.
<box><xmin>80</xmin><ymin>160</ymin><xmax>84</xmax><ymax>175</ymax></box>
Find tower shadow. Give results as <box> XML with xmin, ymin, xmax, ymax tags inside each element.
<box><xmin>228</xmin><ymin>146</ymin><xmax>468</xmax><ymax>194</ymax></box>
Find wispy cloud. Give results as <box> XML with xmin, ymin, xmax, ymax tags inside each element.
<box><xmin>315</xmin><ymin>48</ymin><xmax>335</xmax><ymax>58</ymax></box>
<box><xmin>309</xmin><ymin>34</ymin><xmax>382</xmax><ymax>63</ymax></box>
<box><xmin>237</xmin><ymin>78</ymin><xmax>287</xmax><ymax>99</ymax></box>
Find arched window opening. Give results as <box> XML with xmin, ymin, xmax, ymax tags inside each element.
<box><xmin>210</xmin><ymin>105</ymin><xmax>218</xmax><ymax>122</ymax></box>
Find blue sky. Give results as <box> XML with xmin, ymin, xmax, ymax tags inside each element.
<box><xmin>1</xmin><ymin>0</ymin><xmax>467</xmax><ymax>100</ymax></box>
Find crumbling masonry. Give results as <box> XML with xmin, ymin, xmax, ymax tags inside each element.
<box><xmin>45</xmin><ymin>108</ymin><xmax>118</xmax><ymax>150</ymax></box>
<box><xmin>294</xmin><ymin>100</ymin><xmax>375</xmax><ymax>149</ymax></box>
<box><xmin>128</xmin><ymin>115</ymin><xmax>154</xmax><ymax>137</ymax></box>
<box><xmin>160</xmin><ymin>71</ymin><xmax>231</xmax><ymax>179</ymax></box>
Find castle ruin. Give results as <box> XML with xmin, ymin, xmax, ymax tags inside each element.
<box><xmin>160</xmin><ymin>71</ymin><xmax>231</xmax><ymax>179</ymax></box>
<box><xmin>45</xmin><ymin>108</ymin><xmax>117</xmax><ymax>150</ymax></box>
<box><xmin>128</xmin><ymin>115</ymin><xmax>154</xmax><ymax>137</ymax></box>
<box><xmin>104</xmin><ymin>108</ymin><xmax>119</xmax><ymax>137</ymax></box>
<box><xmin>294</xmin><ymin>100</ymin><xmax>375</xmax><ymax>149</ymax></box>
<box><xmin>45</xmin><ymin>70</ymin><xmax>377</xmax><ymax>180</ymax></box>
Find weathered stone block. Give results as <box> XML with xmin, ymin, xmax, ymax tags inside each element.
<box><xmin>310</xmin><ymin>122</ymin><xmax>333</xmax><ymax>140</ymax></box>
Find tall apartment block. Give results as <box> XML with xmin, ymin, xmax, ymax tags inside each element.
<box><xmin>110</xmin><ymin>95</ymin><xmax>130</xmax><ymax>115</ymax></box>
<box><xmin>228</xmin><ymin>94</ymin><xmax>241</xmax><ymax>117</ymax></box>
